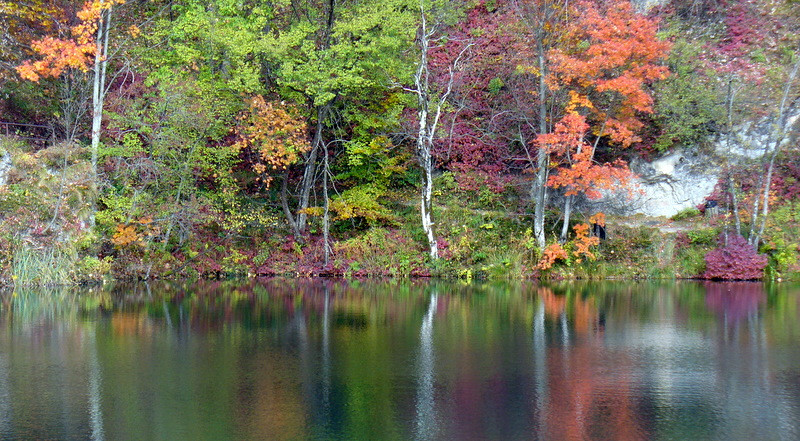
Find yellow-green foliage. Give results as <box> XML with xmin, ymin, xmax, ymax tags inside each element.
<box><xmin>335</xmin><ymin>228</ymin><xmax>421</xmax><ymax>276</ymax></box>
<box><xmin>329</xmin><ymin>185</ymin><xmax>398</xmax><ymax>225</ymax></box>
<box><xmin>761</xmin><ymin>202</ymin><xmax>800</xmax><ymax>277</ymax></box>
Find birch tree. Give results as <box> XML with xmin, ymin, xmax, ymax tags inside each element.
<box><xmin>409</xmin><ymin>0</ymin><xmax>470</xmax><ymax>260</ymax></box>
<box><xmin>16</xmin><ymin>0</ymin><xmax>125</xmax><ymax>223</ymax></box>
<box><xmin>748</xmin><ymin>50</ymin><xmax>800</xmax><ymax>247</ymax></box>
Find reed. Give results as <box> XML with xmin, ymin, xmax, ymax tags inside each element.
<box><xmin>12</xmin><ymin>244</ymin><xmax>77</xmax><ymax>286</ymax></box>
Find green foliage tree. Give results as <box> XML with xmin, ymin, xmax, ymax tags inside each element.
<box><xmin>653</xmin><ymin>40</ymin><xmax>726</xmax><ymax>151</ymax></box>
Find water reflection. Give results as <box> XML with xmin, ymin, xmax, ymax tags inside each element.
<box><xmin>0</xmin><ymin>280</ymin><xmax>798</xmax><ymax>440</ymax></box>
<box><xmin>415</xmin><ymin>292</ymin><xmax>438</xmax><ymax>440</ymax></box>
<box><xmin>704</xmin><ymin>281</ymin><xmax>766</xmax><ymax>324</ymax></box>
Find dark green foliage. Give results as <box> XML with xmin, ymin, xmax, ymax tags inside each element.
<box><xmin>652</xmin><ymin>40</ymin><xmax>725</xmax><ymax>151</ymax></box>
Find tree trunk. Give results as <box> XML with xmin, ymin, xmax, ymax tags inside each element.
<box><xmin>532</xmin><ymin>32</ymin><xmax>548</xmax><ymax>250</ymax></box>
<box><xmin>90</xmin><ymin>2</ymin><xmax>112</xmax><ymax>225</ymax></box>
<box><xmin>420</xmin><ymin>146</ymin><xmax>438</xmax><ymax>260</ymax></box>
<box><xmin>280</xmin><ymin>170</ymin><xmax>302</xmax><ymax>238</ymax></box>
<box><xmin>322</xmin><ymin>142</ymin><xmax>331</xmax><ymax>266</ymax></box>
<box><xmin>751</xmin><ymin>50</ymin><xmax>800</xmax><ymax>247</ymax></box>
<box><xmin>297</xmin><ymin>106</ymin><xmax>327</xmax><ymax>234</ymax></box>
<box><xmin>748</xmin><ymin>173</ymin><xmax>763</xmax><ymax>242</ymax></box>
<box><xmin>753</xmin><ymin>154</ymin><xmax>776</xmax><ymax>246</ymax></box>
<box><xmin>728</xmin><ymin>176</ymin><xmax>741</xmax><ymax>236</ymax></box>
<box><xmin>415</xmin><ymin>2</ymin><xmax>438</xmax><ymax>260</ymax></box>
<box><xmin>560</xmin><ymin>195</ymin><xmax>572</xmax><ymax>243</ymax></box>
<box><xmin>412</xmin><ymin>1</ymin><xmax>469</xmax><ymax>260</ymax></box>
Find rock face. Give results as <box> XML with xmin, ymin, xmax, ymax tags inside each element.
<box><xmin>627</xmin><ymin>149</ymin><xmax>719</xmax><ymax>217</ymax></box>
<box><xmin>589</xmin><ymin>149</ymin><xmax>719</xmax><ymax>218</ymax></box>
<box><xmin>712</xmin><ymin>102</ymin><xmax>800</xmax><ymax>159</ymax></box>
<box><xmin>591</xmin><ymin>101</ymin><xmax>800</xmax><ymax>218</ymax></box>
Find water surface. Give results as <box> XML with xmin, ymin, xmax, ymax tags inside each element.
<box><xmin>0</xmin><ymin>280</ymin><xmax>798</xmax><ymax>440</ymax></box>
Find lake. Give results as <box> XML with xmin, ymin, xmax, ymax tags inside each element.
<box><xmin>0</xmin><ymin>280</ymin><xmax>798</xmax><ymax>440</ymax></box>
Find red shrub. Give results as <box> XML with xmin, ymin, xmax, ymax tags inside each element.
<box><xmin>703</xmin><ymin>234</ymin><xmax>767</xmax><ymax>280</ymax></box>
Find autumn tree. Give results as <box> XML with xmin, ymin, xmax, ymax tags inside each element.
<box><xmin>17</xmin><ymin>0</ymin><xmax>126</xmax><ymax>221</ymax></box>
<box><xmin>535</xmin><ymin>113</ymin><xmax>633</xmax><ymax>241</ymax></box>
<box><xmin>545</xmin><ymin>0</ymin><xmax>669</xmax><ymax>240</ymax></box>
<box><xmin>509</xmin><ymin>0</ymin><xmax>669</xmax><ymax>246</ymax></box>
<box><xmin>233</xmin><ymin>96</ymin><xmax>312</xmax><ymax>238</ymax></box>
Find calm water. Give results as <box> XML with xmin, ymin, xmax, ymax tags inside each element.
<box><xmin>0</xmin><ymin>280</ymin><xmax>798</xmax><ymax>440</ymax></box>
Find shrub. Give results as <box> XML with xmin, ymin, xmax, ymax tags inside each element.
<box><xmin>704</xmin><ymin>234</ymin><xmax>768</xmax><ymax>280</ymax></box>
<box><xmin>671</xmin><ymin>207</ymin><xmax>701</xmax><ymax>221</ymax></box>
<box><xmin>687</xmin><ymin>227</ymin><xmax>719</xmax><ymax>245</ymax></box>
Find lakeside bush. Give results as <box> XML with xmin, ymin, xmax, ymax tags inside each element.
<box><xmin>704</xmin><ymin>234</ymin><xmax>768</xmax><ymax>280</ymax></box>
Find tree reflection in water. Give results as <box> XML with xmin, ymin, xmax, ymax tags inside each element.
<box><xmin>0</xmin><ymin>280</ymin><xmax>797</xmax><ymax>440</ymax></box>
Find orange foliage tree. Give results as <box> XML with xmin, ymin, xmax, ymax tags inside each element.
<box><xmin>234</xmin><ymin>95</ymin><xmax>312</xmax><ymax>187</ymax></box>
<box><xmin>537</xmin><ymin>113</ymin><xmax>634</xmax><ymax>199</ymax></box>
<box><xmin>536</xmin><ymin>219</ymin><xmax>602</xmax><ymax>270</ymax></box>
<box><xmin>548</xmin><ymin>0</ymin><xmax>671</xmax><ymax>147</ymax></box>
<box><xmin>16</xmin><ymin>0</ymin><xmax>125</xmax><ymax>81</ymax></box>
<box><xmin>537</xmin><ymin>0</ymin><xmax>670</xmax><ymax>242</ymax></box>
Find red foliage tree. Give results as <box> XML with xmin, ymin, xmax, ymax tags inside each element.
<box><xmin>704</xmin><ymin>234</ymin><xmax>768</xmax><ymax>280</ymax></box>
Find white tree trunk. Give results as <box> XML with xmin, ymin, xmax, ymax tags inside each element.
<box><xmin>415</xmin><ymin>2</ymin><xmax>439</xmax><ymax>260</ymax></box>
<box><xmin>560</xmin><ymin>195</ymin><xmax>572</xmax><ymax>242</ymax></box>
<box><xmin>90</xmin><ymin>2</ymin><xmax>112</xmax><ymax>225</ymax></box>
<box><xmin>751</xmin><ymin>50</ymin><xmax>800</xmax><ymax>247</ymax></box>
<box><xmin>532</xmin><ymin>34</ymin><xmax>548</xmax><ymax>250</ymax></box>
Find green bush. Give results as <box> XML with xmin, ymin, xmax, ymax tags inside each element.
<box><xmin>671</xmin><ymin>207</ymin><xmax>701</xmax><ymax>221</ymax></box>
<box><xmin>687</xmin><ymin>227</ymin><xmax>719</xmax><ymax>245</ymax></box>
<box><xmin>676</xmin><ymin>247</ymin><xmax>706</xmax><ymax>277</ymax></box>
<box><xmin>76</xmin><ymin>256</ymin><xmax>113</xmax><ymax>283</ymax></box>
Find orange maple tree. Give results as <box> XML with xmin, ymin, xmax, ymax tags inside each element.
<box><xmin>16</xmin><ymin>0</ymin><xmax>125</xmax><ymax>82</ymax></box>
<box><xmin>548</xmin><ymin>0</ymin><xmax>671</xmax><ymax>146</ymax></box>
<box><xmin>233</xmin><ymin>95</ymin><xmax>311</xmax><ymax>187</ymax></box>
<box><xmin>537</xmin><ymin>112</ymin><xmax>634</xmax><ymax>200</ymax></box>
<box><xmin>536</xmin><ymin>219</ymin><xmax>602</xmax><ymax>270</ymax></box>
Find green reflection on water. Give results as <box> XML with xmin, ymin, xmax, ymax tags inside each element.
<box><xmin>0</xmin><ymin>279</ymin><xmax>798</xmax><ymax>440</ymax></box>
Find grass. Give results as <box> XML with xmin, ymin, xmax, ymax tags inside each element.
<box><xmin>12</xmin><ymin>244</ymin><xmax>77</xmax><ymax>286</ymax></box>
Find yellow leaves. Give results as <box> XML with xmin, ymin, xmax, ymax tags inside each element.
<box><xmin>111</xmin><ymin>217</ymin><xmax>155</xmax><ymax>248</ymax></box>
<box><xmin>234</xmin><ymin>95</ymin><xmax>311</xmax><ymax>187</ymax></box>
<box><xmin>111</xmin><ymin>224</ymin><xmax>139</xmax><ymax>247</ymax></box>
<box><xmin>298</xmin><ymin>206</ymin><xmax>324</xmax><ymax>217</ymax></box>
<box><xmin>565</xmin><ymin>91</ymin><xmax>594</xmax><ymax>114</ymax></box>
<box><xmin>127</xmin><ymin>25</ymin><xmax>141</xmax><ymax>38</ymax></box>
<box><xmin>515</xmin><ymin>64</ymin><xmax>541</xmax><ymax>77</ymax></box>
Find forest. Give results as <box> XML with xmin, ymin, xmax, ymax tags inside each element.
<box><xmin>1</xmin><ymin>0</ymin><xmax>800</xmax><ymax>284</ymax></box>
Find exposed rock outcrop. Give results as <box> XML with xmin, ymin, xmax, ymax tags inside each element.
<box><xmin>591</xmin><ymin>101</ymin><xmax>800</xmax><ymax>218</ymax></box>
<box><xmin>590</xmin><ymin>149</ymin><xmax>719</xmax><ymax>218</ymax></box>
